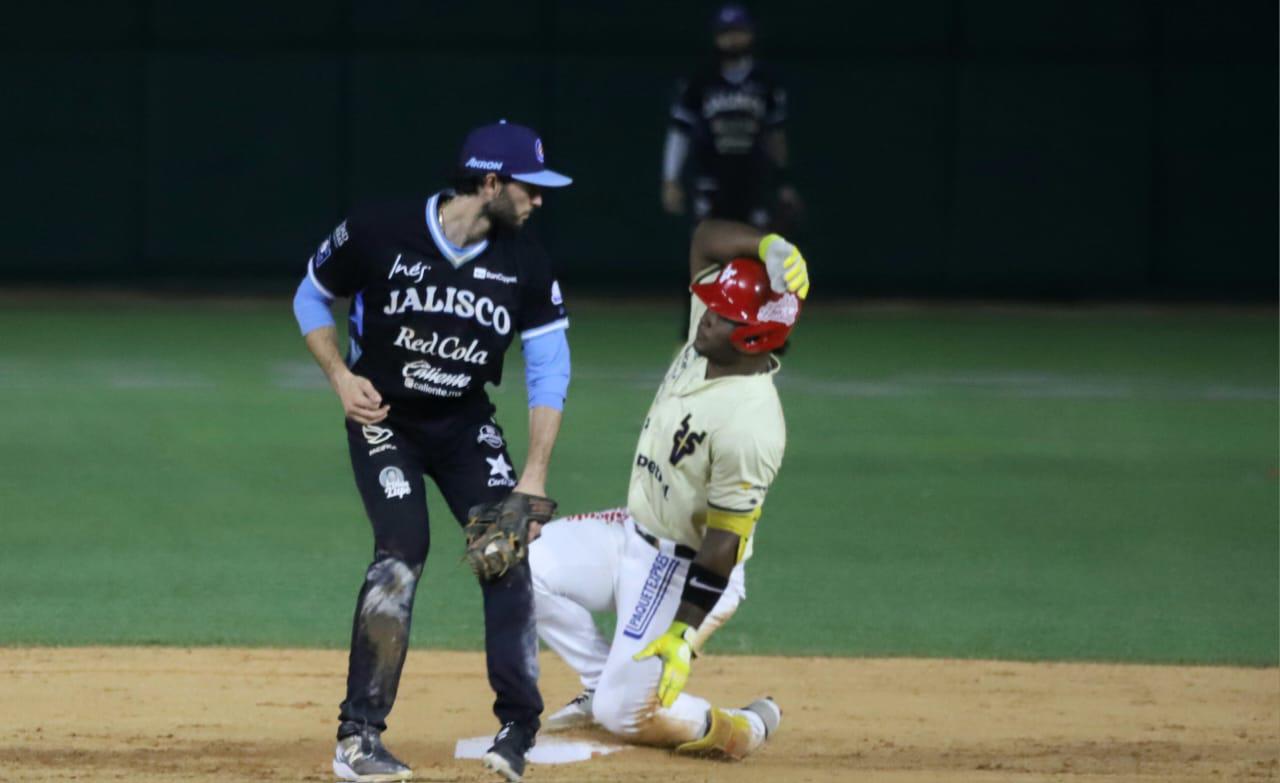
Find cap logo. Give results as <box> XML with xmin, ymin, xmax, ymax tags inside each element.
<box><xmin>757</xmin><ymin>293</ymin><xmax>799</xmax><ymax>326</ymax></box>
<box><xmin>465</xmin><ymin>157</ymin><xmax>504</xmax><ymax>171</ymax></box>
<box><xmin>535</xmin><ymin>138</ymin><xmax>545</xmax><ymax>164</ymax></box>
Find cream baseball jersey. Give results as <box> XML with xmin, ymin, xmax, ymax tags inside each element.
<box><xmin>626</xmin><ymin>273</ymin><xmax>786</xmax><ymax>551</ymax></box>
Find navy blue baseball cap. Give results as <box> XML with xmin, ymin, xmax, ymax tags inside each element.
<box><xmin>712</xmin><ymin>3</ymin><xmax>754</xmax><ymax>33</ymax></box>
<box><xmin>458</xmin><ymin>120</ymin><xmax>572</xmax><ymax>188</ymax></box>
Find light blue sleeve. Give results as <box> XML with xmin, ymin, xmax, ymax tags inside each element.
<box><xmin>522</xmin><ymin>327</ymin><xmax>570</xmax><ymax>411</ymax></box>
<box><xmin>293</xmin><ymin>271</ymin><xmax>335</xmax><ymax>336</ymax></box>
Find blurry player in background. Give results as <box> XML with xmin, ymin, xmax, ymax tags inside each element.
<box><xmin>662</xmin><ymin>4</ymin><xmax>802</xmax><ymax>233</ymax></box>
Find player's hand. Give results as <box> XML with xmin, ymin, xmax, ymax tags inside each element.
<box><xmin>513</xmin><ymin>479</ymin><xmax>548</xmax><ymax>541</ymax></box>
<box><xmin>332</xmin><ymin>370</ymin><xmax>390</xmax><ymax>424</ymax></box>
<box><xmin>662</xmin><ymin>181</ymin><xmax>686</xmax><ymax>215</ymax></box>
<box><xmin>759</xmin><ymin>233</ymin><xmax>810</xmax><ymax>300</ymax></box>
<box><xmin>633</xmin><ymin>621</ymin><xmax>696</xmax><ymax>708</ymax></box>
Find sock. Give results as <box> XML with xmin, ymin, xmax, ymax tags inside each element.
<box><xmin>742</xmin><ymin>709</ymin><xmax>766</xmax><ymax>738</ymax></box>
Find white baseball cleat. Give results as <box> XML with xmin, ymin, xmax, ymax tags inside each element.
<box><xmin>332</xmin><ymin>727</ymin><xmax>413</xmax><ymax>782</ymax></box>
<box><xmin>542</xmin><ymin>689</ymin><xmax>595</xmax><ymax>733</ymax></box>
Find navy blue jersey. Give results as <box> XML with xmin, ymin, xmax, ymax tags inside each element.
<box><xmin>306</xmin><ymin>192</ymin><xmax>567</xmax><ymax>412</ymax></box>
<box><xmin>670</xmin><ymin>64</ymin><xmax>786</xmax><ymax>184</ymax></box>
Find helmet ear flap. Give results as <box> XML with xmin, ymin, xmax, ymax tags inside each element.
<box><xmin>731</xmin><ymin>322</ymin><xmax>788</xmax><ymax>354</ymax></box>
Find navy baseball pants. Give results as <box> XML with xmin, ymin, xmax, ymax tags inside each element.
<box><xmin>336</xmin><ymin>401</ymin><xmax>542</xmax><ymax>739</ymax></box>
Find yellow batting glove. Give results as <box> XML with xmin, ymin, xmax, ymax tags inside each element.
<box><xmin>633</xmin><ymin>621</ymin><xmax>695</xmax><ymax>708</ymax></box>
<box><xmin>759</xmin><ymin>233</ymin><xmax>811</xmax><ymax>300</ymax></box>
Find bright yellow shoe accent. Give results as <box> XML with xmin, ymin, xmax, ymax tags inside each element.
<box><xmin>675</xmin><ymin>708</ymin><xmax>757</xmax><ymax>760</ymax></box>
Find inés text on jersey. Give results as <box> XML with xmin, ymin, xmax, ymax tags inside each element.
<box><xmin>382</xmin><ymin>286</ymin><xmax>513</xmax><ymax>335</ymax></box>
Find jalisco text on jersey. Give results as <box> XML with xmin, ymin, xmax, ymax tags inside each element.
<box><xmin>393</xmin><ymin>326</ymin><xmax>491</xmax><ymax>366</ymax></box>
<box><xmin>383</xmin><ymin>286</ymin><xmax>513</xmax><ymax>335</ymax></box>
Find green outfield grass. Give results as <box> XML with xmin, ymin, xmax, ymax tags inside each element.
<box><xmin>0</xmin><ymin>297</ymin><xmax>1275</xmax><ymax>665</ymax></box>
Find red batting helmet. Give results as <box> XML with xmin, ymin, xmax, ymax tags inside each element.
<box><xmin>691</xmin><ymin>258</ymin><xmax>801</xmax><ymax>354</ymax></box>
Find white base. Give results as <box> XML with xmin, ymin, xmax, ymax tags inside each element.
<box><xmin>454</xmin><ymin>736</ymin><xmax>628</xmax><ymax>764</ymax></box>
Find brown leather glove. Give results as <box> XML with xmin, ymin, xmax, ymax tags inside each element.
<box><xmin>463</xmin><ymin>492</ymin><xmax>557</xmax><ymax>581</ymax></box>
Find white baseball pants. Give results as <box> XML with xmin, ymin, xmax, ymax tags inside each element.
<box><xmin>529</xmin><ymin>508</ymin><xmax>746</xmax><ymax>746</ymax></box>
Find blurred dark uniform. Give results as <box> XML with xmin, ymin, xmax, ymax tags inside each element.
<box><xmin>668</xmin><ymin>66</ymin><xmax>787</xmax><ymax>227</ymax></box>
<box><xmin>662</xmin><ymin>4</ymin><xmax>795</xmax><ymax>231</ymax></box>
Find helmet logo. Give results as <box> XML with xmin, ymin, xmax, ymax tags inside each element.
<box><xmin>757</xmin><ymin>293</ymin><xmax>799</xmax><ymax>326</ymax></box>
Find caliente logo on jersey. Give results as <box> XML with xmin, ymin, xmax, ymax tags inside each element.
<box><xmin>401</xmin><ymin>359</ymin><xmax>472</xmax><ymax>397</ymax></box>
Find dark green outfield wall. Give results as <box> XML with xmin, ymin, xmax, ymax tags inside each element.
<box><xmin>3</xmin><ymin>0</ymin><xmax>1276</xmax><ymax>298</ymax></box>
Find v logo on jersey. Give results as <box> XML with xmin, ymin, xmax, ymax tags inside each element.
<box><xmin>669</xmin><ymin>414</ymin><xmax>706</xmax><ymax>466</ymax></box>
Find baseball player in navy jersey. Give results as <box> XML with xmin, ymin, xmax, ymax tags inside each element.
<box><xmin>662</xmin><ymin>4</ymin><xmax>801</xmax><ymax>230</ymax></box>
<box><xmin>292</xmin><ymin>120</ymin><xmax>571</xmax><ymax>783</ymax></box>
<box><xmin>528</xmin><ymin>220</ymin><xmax>810</xmax><ymax>760</ymax></box>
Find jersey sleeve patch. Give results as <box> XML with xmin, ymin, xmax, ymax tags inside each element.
<box><xmin>516</xmin><ymin>245</ymin><xmax>569</xmax><ymax>335</ymax></box>
<box><xmin>308</xmin><ymin>216</ymin><xmax>366</xmax><ymax>298</ymax></box>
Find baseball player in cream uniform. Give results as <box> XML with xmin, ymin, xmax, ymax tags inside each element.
<box><xmin>528</xmin><ymin>219</ymin><xmax>809</xmax><ymax>759</ymax></box>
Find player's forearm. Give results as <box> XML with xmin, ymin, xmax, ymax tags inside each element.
<box><xmin>689</xmin><ymin>220</ymin><xmax>765</xmax><ymax>281</ymax></box>
<box><xmin>662</xmin><ymin>128</ymin><xmax>690</xmax><ymax>183</ymax></box>
<box><xmin>673</xmin><ymin>528</ymin><xmax>739</xmax><ymax>629</ymax></box>
<box><xmin>515</xmin><ymin>405</ymin><xmax>561</xmax><ymax>497</ymax></box>
<box><xmin>304</xmin><ymin>326</ymin><xmax>353</xmax><ymax>386</ymax></box>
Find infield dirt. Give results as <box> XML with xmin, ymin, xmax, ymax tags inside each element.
<box><xmin>1</xmin><ymin>647</ymin><xmax>1275</xmax><ymax>782</ymax></box>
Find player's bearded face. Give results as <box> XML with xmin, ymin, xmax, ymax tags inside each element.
<box><xmin>486</xmin><ymin>182</ymin><xmax>541</xmax><ymax>230</ymax></box>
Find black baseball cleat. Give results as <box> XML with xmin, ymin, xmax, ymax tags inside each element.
<box><xmin>482</xmin><ymin>721</ymin><xmax>536</xmax><ymax>782</ymax></box>
<box><xmin>332</xmin><ymin>725</ymin><xmax>412</xmax><ymax>782</ymax></box>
